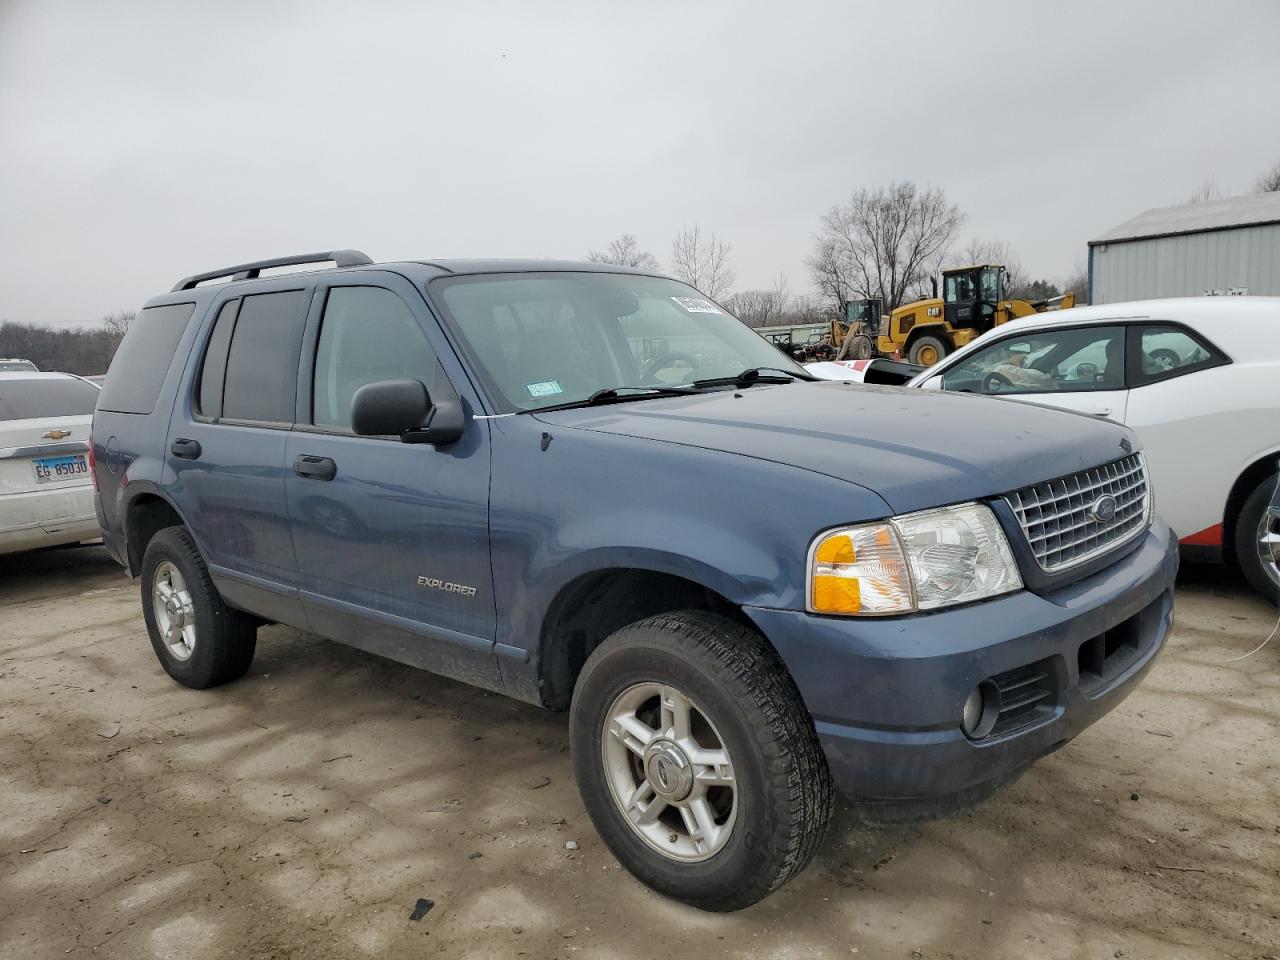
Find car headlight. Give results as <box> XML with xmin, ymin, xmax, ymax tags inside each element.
<box><xmin>808</xmin><ymin>502</ymin><xmax>1023</xmax><ymax>616</ymax></box>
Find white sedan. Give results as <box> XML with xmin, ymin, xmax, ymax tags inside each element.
<box><xmin>0</xmin><ymin>371</ymin><xmax>101</xmax><ymax>555</ymax></box>
<box><xmin>898</xmin><ymin>297</ymin><xmax>1279</xmax><ymax>602</ymax></box>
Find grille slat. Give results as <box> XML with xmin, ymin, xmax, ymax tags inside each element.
<box><xmin>1006</xmin><ymin>454</ymin><xmax>1150</xmax><ymax>573</ymax></box>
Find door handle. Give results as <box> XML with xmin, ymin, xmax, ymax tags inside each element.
<box><xmin>170</xmin><ymin>438</ymin><xmax>202</xmax><ymax>459</ymax></box>
<box><xmin>293</xmin><ymin>455</ymin><xmax>337</xmax><ymax>481</ymax></box>
<box><xmin>1084</xmin><ymin>407</ymin><xmax>1113</xmax><ymax>417</ymax></box>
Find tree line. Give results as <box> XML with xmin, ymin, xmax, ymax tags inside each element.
<box><xmin>0</xmin><ymin>312</ymin><xmax>132</xmax><ymax>375</ymax></box>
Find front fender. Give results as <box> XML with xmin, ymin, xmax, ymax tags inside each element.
<box><xmin>487</xmin><ymin>415</ymin><xmax>891</xmax><ymax>655</ymax></box>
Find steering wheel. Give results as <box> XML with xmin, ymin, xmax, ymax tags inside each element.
<box><xmin>1147</xmin><ymin>348</ymin><xmax>1180</xmax><ymax>373</ymax></box>
<box><xmin>982</xmin><ymin>371</ymin><xmax>1014</xmax><ymax>393</ymax></box>
<box><xmin>642</xmin><ymin>352</ymin><xmax>700</xmax><ymax>382</ymax></box>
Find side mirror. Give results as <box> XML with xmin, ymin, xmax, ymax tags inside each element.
<box><xmin>349</xmin><ymin>379</ymin><xmax>466</xmax><ymax>447</ymax></box>
<box><xmin>351</xmin><ymin>379</ymin><xmax>429</xmax><ymax>436</ymax></box>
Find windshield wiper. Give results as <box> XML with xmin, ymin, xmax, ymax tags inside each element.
<box><xmin>691</xmin><ymin>366</ymin><xmax>817</xmax><ymax>390</ymax></box>
<box><xmin>526</xmin><ymin>385</ymin><xmax>699</xmax><ymax>413</ymax></box>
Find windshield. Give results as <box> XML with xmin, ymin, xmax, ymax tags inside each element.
<box><xmin>0</xmin><ymin>359</ymin><xmax>38</xmax><ymax>372</ymax></box>
<box><xmin>434</xmin><ymin>273</ymin><xmax>807</xmax><ymax>412</ymax></box>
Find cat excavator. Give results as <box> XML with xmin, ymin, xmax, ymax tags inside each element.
<box><xmin>876</xmin><ymin>264</ymin><xmax>1075</xmax><ymax>366</ymax></box>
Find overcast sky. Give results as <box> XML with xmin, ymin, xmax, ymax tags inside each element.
<box><xmin>2</xmin><ymin>0</ymin><xmax>1278</xmax><ymax>328</ymax></box>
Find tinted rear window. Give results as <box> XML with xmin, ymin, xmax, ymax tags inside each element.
<box><xmin>0</xmin><ymin>378</ymin><xmax>100</xmax><ymax>420</ymax></box>
<box><xmin>222</xmin><ymin>291</ymin><xmax>306</xmax><ymax>423</ymax></box>
<box><xmin>97</xmin><ymin>302</ymin><xmax>196</xmax><ymax>414</ymax></box>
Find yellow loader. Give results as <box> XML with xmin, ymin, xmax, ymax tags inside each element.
<box><xmin>876</xmin><ymin>264</ymin><xmax>1075</xmax><ymax>367</ymax></box>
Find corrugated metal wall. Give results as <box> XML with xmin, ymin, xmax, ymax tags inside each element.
<box><xmin>1090</xmin><ymin>223</ymin><xmax>1280</xmax><ymax>304</ymax></box>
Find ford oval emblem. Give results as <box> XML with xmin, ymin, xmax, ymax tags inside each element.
<box><xmin>1090</xmin><ymin>494</ymin><xmax>1118</xmax><ymax>523</ymax></box>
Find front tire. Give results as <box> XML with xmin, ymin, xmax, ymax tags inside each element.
<box><xmin>908</xmin><ymin>334</ymin><xmax>948</xmax><ymax>367</ymax></box>
<box><xmin>1235</xmin><ymin>472</ymin><xmax>1280</xmax><ymax>605</ymax></box>
<box><xmin>570</xmin><ymin>611</ymin><xmax>833</xmax><ymax>911</ymax></box>
<box><xmin>141</xmin><ymin>526</ymin><xmax>258</xmax><ymax>688</ymax></box>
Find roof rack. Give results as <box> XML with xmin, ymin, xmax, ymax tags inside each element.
<box><xmin>170</xmin><ymin>250</ymin><xmax>373</xmax><ymax>292</ymax></box>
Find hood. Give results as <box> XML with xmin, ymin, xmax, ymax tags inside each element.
<box><xmin>533</xmin><ymin>381</ymin><xmax>1138</xmax><ymax>515</ymax></box>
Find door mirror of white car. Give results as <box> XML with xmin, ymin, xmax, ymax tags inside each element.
<box><xmin>920</xmin><ymin>375</ymin><xmax>943</xmax><ymax>391</ymax></box>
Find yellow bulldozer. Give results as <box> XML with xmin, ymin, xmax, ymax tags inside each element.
<box><xmin>876</xmin><ymin>264</ymin><xmax>1075</xmax><ymax>367</ymax></box>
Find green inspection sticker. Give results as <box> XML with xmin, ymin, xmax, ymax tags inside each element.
<box><xmin>525</xmin><ymin>380</ymin><xmax>565</xmax><ymax>398</ymax></box>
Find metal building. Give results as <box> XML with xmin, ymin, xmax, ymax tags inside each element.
<box><xmin>1088</xmin><ymin>191</ymin><xmax>1280</xmax><ymax>304</ymax></box>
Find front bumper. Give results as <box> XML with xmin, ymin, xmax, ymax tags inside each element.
<box><xmin>745</xmin><ymin>519</ymin><xmax>1178</xmax><ymax>818</ymax></box>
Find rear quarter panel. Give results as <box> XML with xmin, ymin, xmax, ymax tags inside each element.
<box><xmin>93</xmin><ymin>295</ymin><xmax>216</xmax><ymax>565</ymax></box>
<box><xmin>1124</xmin><ymin>359</ymin><xmax>1279</xmax><ymax>543</ymax></box>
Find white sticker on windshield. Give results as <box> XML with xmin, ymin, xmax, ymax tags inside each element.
<box><xmin>670</xmin><ymin>296</ymin><xmax>722</xmax><ymax>314</ymax></box>
<box><xmin>525</xmin><ymin>379</ymin><xmax>564</xmax><ymax>398</ymax></box>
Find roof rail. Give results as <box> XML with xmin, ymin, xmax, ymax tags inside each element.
<box><xmin>170</xmin><ymin>250</ymin><xmax>373</xmax><ymax>292</ymax></box>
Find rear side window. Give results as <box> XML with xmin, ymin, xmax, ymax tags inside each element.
<box><xmin>1130</xmin><ymin>323</ymin><xmax>1229</xmax><ymax>386</ymax></box>
<box><xmin>0</xmin><ymin>378</ymin><xmax>100</xmax><ymax>420</ymax></box>
<box><xmin>97</xmin><ymin>302</ymin><xmax>196</xmax><ymax>414</ymax></box>
<box><xmin>221</xmin><ymin>291</ymin><xmax>307</xmax><ymax>423</ymax></box>
<box><xmin>196</xmin><ymin>299</ymin><xmax>241</xmax><ymax>418</ymax></box>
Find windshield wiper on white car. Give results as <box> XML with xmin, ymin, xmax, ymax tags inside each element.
<box><xmin>526</xmin><ymin>385</ymin><xmax>699</xmax><ymax>413</ymax></box>
<box><xmin>691</xmin><ymin>366</ymin><xmax>817</xmax><ymax>390</ymax></box>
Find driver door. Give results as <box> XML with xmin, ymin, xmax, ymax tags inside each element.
<box><xmin>939</xmin><ymin>325</ymin><xmax>1130</xmax><ymax>422</ymax></box>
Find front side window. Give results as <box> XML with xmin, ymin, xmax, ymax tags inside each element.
<box><xmin>1133</xmin><ymin>324</ymin><xmax>1225</xmax><ymax>384</ymax></box>
<box><xmin>221</xmin><ymin>290</ymin><xmax>307</xmax><ymax>423</ymax></box>
<box><xmin>312</xmin><ymin>287</ymin><xmax>441</xmax><ymax>429</ymax></box>
<box><xmin>942</xmin><ymin>325</ymin><xmax>1126</xmax><ymax>396</ymax></box>
<box><xmin>434</xmin><ymin>273</ymin><xmax>806</xmax><ymax>412</ymax></box>
<box><xmin>979</xmin><ymin>267</ymin><xmax>1003</xmax><ymax>303</ymax></box>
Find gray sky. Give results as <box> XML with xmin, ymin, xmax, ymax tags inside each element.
<box><xmin>3</xmin><ymin>0</ymin><xmax>1278</xmax><ymax>328</ymax></box>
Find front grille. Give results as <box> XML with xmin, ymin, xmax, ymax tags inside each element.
<box><xmin>1006</xmin><ymin>454</ymin><xmax>1149</xmax><ymax>573</ymax></box>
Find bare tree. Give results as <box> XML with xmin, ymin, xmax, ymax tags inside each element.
<box><xmin>586</xmin><ymin>233</ymin><xmax>660</xmax><ymax>271</ymax></box>
<box><xmin>1061</xmin><ymin>263</ymin><xmax>1088</xmax><ymax>303</ymax></box>
<box><xmin>670</xmin><ymin>225</ymin><xmax>735</xmax><ymax>299</ymax></box>
<box><xmin>1187</xmin><ymin>176</ymin><xmax>1224</xmax><ymax>203</ymax></box>
<box><xmin>1255</xmin><ymin>160</ymin><xmax>1280</xmax><ymax>193</ymax></box>
<box><xmin>101</xmin><ymin>310</ymin><xmax>135</xmax><ymax>337</ymax></box>
<box><xmin>806</xmin><ymin>181</ymin><xmax>965</xmax><ymax>313</ymax></box>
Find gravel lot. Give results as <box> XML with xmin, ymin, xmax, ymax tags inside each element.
<box><xmin>1</xmin><ymin>545</ymin><xmax>1277</xmax><ymax>960</ymax></box>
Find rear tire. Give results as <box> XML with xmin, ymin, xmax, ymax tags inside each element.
<box><xmin>569</xmin><ymin>610</ymin><xmax>833</xmax><ymax>911</ymax></box>
<box><xmin>141</xmin><ymin>526</ymin><xmax>258</xmax><ymax>688</ymax></box>
<box><xmin>908</xmin><ymin>334</ymin><xmax>948</xmax><ymax>367</ymax></box>
<box><xmin>1234</xmin><ymin>472</ymin><xmax>1280</xmax><ymax>606</ymax></box>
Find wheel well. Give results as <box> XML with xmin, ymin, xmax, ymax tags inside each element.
<box><xmin>1223</xmin><ymin>452</ymin><xmax>1280</xmax><ymax>568</ymax></box>
<box><xmin>125</xmin><ymin>495</ymin><xmax>184</xmax><ymax>573</ymax></box>
<box><xmin>537</xmin><ymin>569</ymin><xmax>751</xmax><ymax>710</ymax></box>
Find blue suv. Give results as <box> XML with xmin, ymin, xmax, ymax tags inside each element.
<box><xmin>94</xmin><ymin>251</ymin><xmax>1178</xmax><ymax>910</ymax></box>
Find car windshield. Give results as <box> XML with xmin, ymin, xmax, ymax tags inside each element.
<box><xmin>0</xmin><ymin>360</ymin><xmax>38</xmax><ymax>372</ymax></box>
<box><xmin>0</xmin><ymin>378</ymin><xmax>100</xmax><ymax>420</ymax></box>
<box><xmin>434</xmin><ymin>272</ymin><xmax>807</xmax><ymax>412</ymax></box>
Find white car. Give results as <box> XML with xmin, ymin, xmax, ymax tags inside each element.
<box><xmin>0</xmin><ymin>371</ymin><xmax>101</xmax><ymax>555</ymax></box>
<box><xmin>900</xmin><ymin>297</ymin><xmax>1280</xmax><ymax>601</ymax></box>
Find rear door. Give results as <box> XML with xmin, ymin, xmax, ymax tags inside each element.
<box><xmin>283</xmin><ymin>273</ymin><xmax>499</xmax><ymax>687</ymax></box>
<box><xmin>938</xmin><ymin>324</ymin><xmax>1130</xmax><ymax>422</ymax></box>
<box><xmin>166</xmin><ymin>280</ymin><xmax>310</xmax><ymax>625</ymax></box>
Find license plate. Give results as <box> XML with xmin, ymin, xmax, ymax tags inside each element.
<box><xmin>33</xmin><ymin>453</ymin><xmax>89</xmax><ymax>483</ymax></box>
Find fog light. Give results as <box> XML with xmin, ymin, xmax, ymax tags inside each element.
<box><xmin>961</xmin><ymin>680</ymin><xmax>1000</xmax><ymax>740</ymax></box>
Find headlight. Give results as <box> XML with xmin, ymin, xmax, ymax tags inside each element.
<box><xmin>808</xmin><ymin>502</ymin><xmax>1022</xmax><ymax>616</ymax></box>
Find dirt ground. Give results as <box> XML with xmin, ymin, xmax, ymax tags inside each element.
<box><xmin>1</xmin><ymin>547</ymin><xmax>1276</xmax><ymax>960</ymax></box>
